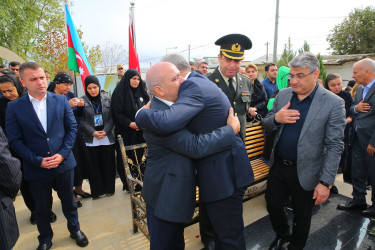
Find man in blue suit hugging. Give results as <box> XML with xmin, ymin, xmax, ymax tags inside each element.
<box><xmin>137</xmin><ymin>56</ymin><xmax>253</xmax><ymax>249</ymax></box>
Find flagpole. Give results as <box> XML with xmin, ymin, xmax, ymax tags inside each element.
<box><xmin>129</xmin><ymin>1</ymin><xmax>140</xmax><ymax>72</ymax></box>
<box><xmin>130</xmin><ymin>2</ymin><xmax>136</xmax><ymax>51</ymax></box>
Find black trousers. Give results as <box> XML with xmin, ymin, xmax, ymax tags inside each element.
<box><xmin>265</xmin><ymin>159</ymin><xmax>314</xmax><ymax>249</ymax></box>
<box><xmin>87</xmin><ymin>144</ymin><xmax>116</xmax><ymax>198</ymax></box>
<box><xmin>28</xmin><ymin>168</ymin><xmax>80</xmax><ymax>244</ymax></box>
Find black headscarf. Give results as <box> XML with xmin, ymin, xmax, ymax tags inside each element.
<box><xmin>0</xmin><ymin>74</ymin><xmax>25</xmax><ymax>132</ymax></box>
<box><xmin>0</xmin><ymin>75</ymin><xmax>24</xmax><ymax>99</ymax></box>
<box><xmin>47</xmin><ymin>72</ymin><xmax>73</xmax><ymax>92</ymax></box>
<box><xmin>111</xmin><ymin>69</ymin><xmax>149</xmax><ymax>132</ymax></box>
<box><xmin>84</xmin><ymin>75</ymin><xmax>101</xmax><ymax>105</ymax></box>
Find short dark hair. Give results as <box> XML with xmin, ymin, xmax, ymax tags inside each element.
<box><xmin>19</xmin><ymin>62</ymin><xmax>42</xmax><ymax>78</ymax></box>
<box><xmin>265</xmin><ymin>63</ymin><xmax>276</xmax><ymax>72</ymax></box>
<box><xmin>347</xmin><ymin>80</ymin><xmax>356</xmax><ymax>88</ymax></box>
<box><xmin>0</xmin><ymin>69</ymin><xmax>16</xmax><ymax>76</ymax></box>
<box><xmin>44</xmin><ymin>70</ymin><xmax>49</xmax><ymax>74</ymax></box>
<box><xmin>9</xmin><ymin>61</ymin><xmax>20</xmax><ymax>67</ymax></box>
<box><xmin>0</xmin><ymin>65</ymin><xmax>6</xmax><ymax>68</ymax></box>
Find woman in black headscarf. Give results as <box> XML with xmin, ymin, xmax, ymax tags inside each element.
<box><xmin>48</xmin><ymin>72</ymin><xmax>91</xmax><ymax>207</ymax></box>
<box><xmin>111</xmin><ymin>69</ymin><xmax>149</xmax><ymax>191</ymax></box>
<box><xmin>0</xmin><ymin>75</ymin><xmax>25</xmax><ymax>131</ymax></box>
<box><xmin>325</xmin><ymin>73</ymin><xmax>353</xmax><ymax>188</ymax></box>
<box><xmin>79</xmin><ymin>75</ymin><xmax>116</xmax><ymax>199</ymax></box>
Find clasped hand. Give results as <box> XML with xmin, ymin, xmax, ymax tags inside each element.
<box><xmin>40</xmin><ymin>153</ymin><xmax>64</xmax><ymax>169</ymax></box>
<box><xmin>93</xmin><ymin>130</ymin><xmax>107</xmax><ymax>139</ymax></box>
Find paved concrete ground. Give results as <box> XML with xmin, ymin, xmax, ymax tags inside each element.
<box><xmin>13</xmin><ymin>174</ymin><xmax>363</xmax><ymax>250</ymax></box>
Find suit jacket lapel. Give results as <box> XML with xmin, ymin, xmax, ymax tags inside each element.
<box><xmin>300</xmin><ymin>86</ymin><xmax>325</xmax><ymax>138</ymax></box>
<box><xmin>46</xmin><ymin>92</ymin><xmax>55</xmax><ymax>134</ymax></box>
<box><xmin>364</xmin><ymin>82</ymin><xmax>375</xmax><ymax>102</ymax></box>
<box><xmin>22</xmin><ymin>95</ymin><xmax>46</xmax><ymax>135</ymax></box>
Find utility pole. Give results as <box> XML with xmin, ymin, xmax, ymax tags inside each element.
<box><xmin>188</xmin><ymin>45</ymin><xmax>191</xmax><ymax>62</ymax></box>
<box><xmin>265</xmin><ymin>42</ymin><xmax>270</xmax><ymax>62</ymax></box>
<box><xmin>273</xmin><ymin>0</ymin><xmax>280</xmax><ymax>63</ymax></box>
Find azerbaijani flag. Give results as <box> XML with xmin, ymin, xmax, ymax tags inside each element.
<box><xmin>65</xmin><ymin>4</ymin><xmax>93</xmax><ymax>89</ymax></box>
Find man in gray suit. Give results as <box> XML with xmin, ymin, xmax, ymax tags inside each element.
<box><xmin>142</xmin><ymin>62</ymin><xmax>240</xmax><ymax>250</ymax></box>
<box><xmin>262</xmin><ymin>52</ymin><xmax>346</xmax><ymax>250</ymax></box>
<box><xmin>0</xmin><ymin>127</ymin><xmax>22</xmax><ymax>250</ymax></box>
<box><xmin>337</xmin><ymin>58</ymin><xmax>375</xmax><ymax>217</ymax></box>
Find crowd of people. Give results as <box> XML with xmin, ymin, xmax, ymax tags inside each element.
<box><xmin>1</xmin><ymin>32</ymin><xmax>375</xmax><ymax>250</ymax></box>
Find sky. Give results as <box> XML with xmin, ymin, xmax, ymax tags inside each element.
<box><xmin>69</xmin><ymin>0</ymin><xmax>374</xmax><ymax>68</ymax></box>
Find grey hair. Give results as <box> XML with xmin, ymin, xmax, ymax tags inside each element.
<box><xmin>161</xmin><ymin>53</ymin><xmax>190</xmax><ymax>72</ymax></box>
<box><xmin>356</xmin><ymin>58</ymin><xmax>375</xmax><ymax>73</ymax></box>
<box><xmin>289</xmin><ymin>52</ymin><xmax>320</xmax><ymax>71</ymax></box>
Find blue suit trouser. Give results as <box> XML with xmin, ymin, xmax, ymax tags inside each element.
<box><xmin>204</xmin><ymin>186</ymin><xmax>247</xmax><ymax>250</ymax></box>
<box><xmin>351</xmin><ymin>133</ymin><xmax>375</xmax><ymax>204</ymax></box>
<box><xmin>28</xmin><ymin>168</ymin><xmax>80</xmax><ymax>244</ymax></box>
<box><xmin>146</xmin><ymin>205</ymin><xmax>185</xmax><ymax>250</ymax></box>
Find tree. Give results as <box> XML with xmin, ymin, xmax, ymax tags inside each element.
<box><xmin>327</xmin><ymin>6</ymin><xmax>375</xmax><ymax>55</ymax></box>
<box><xmin>277</xmin><ymin>37</ymin><xmax>296</xmax><ymax>67</ymax></box>
<box><xmin>317</xmin><ymin>53</ymin><xmax>327</xmax><ymax>82</ymax></box>
<box><xmin>0</xmin><ymin>0</ymin><xmax>62</xmax><ymax>60</ymax></box>
<box><xmin>0</xmin><ymin>1</ymin><xmax>102</xmax><ymax>76</ymax></box>
<box><xmin>298</xmin><ymin>41</ymin><xmax>310</xmax><ymax>54</ymax></box>
<box><xmin>100</xmin><ymin>42</ymin><xmax>128</xmax><ymax>74</ymax></box>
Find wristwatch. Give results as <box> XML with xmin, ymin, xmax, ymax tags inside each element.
<box><xmin>319</xmin><ymin>181</ymin><xmax>332</xmax><ymax>189</ymax></box>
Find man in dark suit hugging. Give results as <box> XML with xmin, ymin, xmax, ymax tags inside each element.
<box><xmin>141</xmin><ymin>61</ymin><xmax>242</xmax><ymax>250</ymax></box>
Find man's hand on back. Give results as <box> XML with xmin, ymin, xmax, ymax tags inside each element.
<box><xmin>227</xmin><ymin>108</ymin><xmax>240</xmax><ymax>134</ymax></box>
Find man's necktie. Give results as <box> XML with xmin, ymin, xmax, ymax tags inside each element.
<box><xmin>228</xmin><ymin>78</ymin><xmax>236</xmax><ymax>99</ymax></box>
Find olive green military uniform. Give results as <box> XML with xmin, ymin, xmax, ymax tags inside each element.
<box><xmin>207</xmin><ymin>67</ymin><xmax>252</xmax><ymax>141</ymax></box>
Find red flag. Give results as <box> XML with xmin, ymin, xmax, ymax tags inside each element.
<box><xmin>129</xmin><ymin>3</ymin><xmax>140</xmax><ymax>73</ymax></box>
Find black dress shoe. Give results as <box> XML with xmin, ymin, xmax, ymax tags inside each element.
<box><xmin>337</xmin><ymin>201</ymin><xmax>367</xmax><ymax>211</ymax></box>
<box><xmin>201</xmin><ymin>240</ymin><xmax>215</xmax><ymax>250</ymax></box>
<box><xmin>50</xmin><ymin>211</ymin><xmax>57</xmax><ymax>223</ymax></box>
<box><xmin>76</xmin><ymin>200</ymin><xmax>83</xmax><ymax>208</ymax></box>
<box><xmin>36</xmin><ymin>241</ymin><xmax>52</xmax><ymax>250</ymax></box>
<box><xmin>269</xmin><ymin>236</ymin><xmax>290</xmax><ymax>250</ymax></box>
<box><xmin>30</xmin><ymin>213</ymin><xmax>36</xmax><ymax>225</ymax></box>
<box><xmin>70</xmin><ymin>230</ymin><xmax>89</xmax><ymax>247</ymax></box>
<box><xmin>74</xmin><ymin>191</ymin><xmax>91</xmax><ymax>198</ymax></box>
<box><xmin>362</xmin><ymin>205</ymin><xmax>375</xmax><ymax>217</ymax></box>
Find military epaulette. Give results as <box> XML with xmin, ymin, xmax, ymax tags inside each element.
<box><xmin>239</xmin><ymin>72</ymin><xmax>250</xmax><ymax>79</ymax></box>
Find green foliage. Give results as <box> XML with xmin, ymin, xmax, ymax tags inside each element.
<box><xmin>0</xmin><ymin>0</ymin><xmax>102</xmax><ymax>76</ymax></box>
<box><xmin>298</xmin><ymin>41</ymin><xmax>310</xmax><ymax>54</ymax></box>
<box><xmin>277</xmin><ymin>37</ymin><xmax>296</xmax><ymax>67</ymax></box>
<box><xmin>327</xmin><ymin>6</ymin><xmax>375</xmax><ymax>55</ymax></box>
<box><xmin>0</xmin><ymin>0</ymin><xmax>62</xmax><ymax>60</ymax></box>
<box><xmin>317</xmin><ymin>53</ymin><xmax>326</xmax><ymax>82</ymax></box>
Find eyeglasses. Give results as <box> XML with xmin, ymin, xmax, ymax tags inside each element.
<box><xmin>287</xmin><ymin>70</ymin><xmax>316</xmax><ymax>80</ymax></box>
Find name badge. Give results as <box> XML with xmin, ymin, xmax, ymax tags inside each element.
<box><xmin>94</xmin><ymin>114</ymin><xmax>103</xmax><ymax>127</ymax></box>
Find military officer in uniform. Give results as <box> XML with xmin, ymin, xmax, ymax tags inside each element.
<box><xmin>207</xmin><ymin>33</ymin><xmax>253</xmax><ymax>141</ymax></box>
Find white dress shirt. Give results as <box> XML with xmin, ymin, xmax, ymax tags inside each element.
<box><xmin>29</xmin><ymin>93</ymin><xmax>47</xmax><ymax>133</ymax></box>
